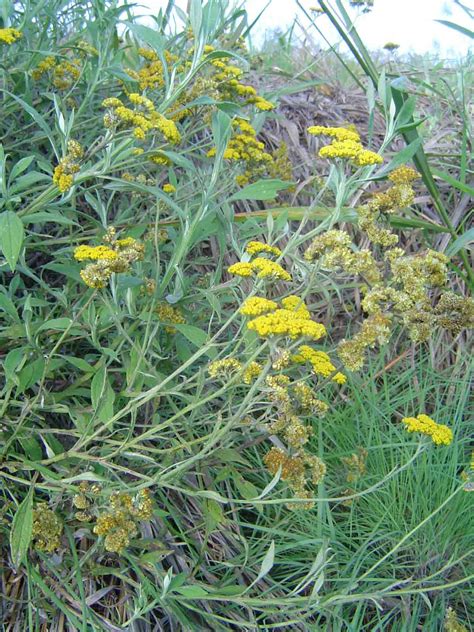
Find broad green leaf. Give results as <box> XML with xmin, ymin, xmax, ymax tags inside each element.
<box><xmin>18</xmin><ymin>357</ymin><xmax>45</xmax><ymax>393</ymax></box>
<box><xmin>203</xmin><ymin>499</ymin><xmax>224</xmax><ymax>531</ymax></box>
<box><xmin>9</xmin><ymin>156</ymin><xmax>35</xmax><ymax>184</ymax></box>
<box><xmin>0</xmin><ymin>211</ymin><xmax>24</xmax><ymax>271</ymax></box>
<box><xmin>173</xmin><ymin>324</ymin><xmax>208</xmax><ymax>347</ymax></box>
<box><xmin>435</xmin><ymin>20</ymin><xmax>474</xmax><ymax>39</ymax></box>
<box><xmin>255</xmin><ymin>540</ymin><xmax>275</xmax><ymax>582</ymax></box>
<box><xmin>91</xmin><ymin>365</ymin><xmax>107</xmax><ymax>411</ymax></box>
<box><xmin>174</xmin><ymin>585</ymin><xmax>209</xmax><ymax>599</ymax></box>
<box><xmin>37</xmin><ymin>318</ymin><xmax>73</xmax><ymax>332</ymax></box>
<box><xmin>0</xmin><ymin>292</ymin><xmax>20</xmax><ymax>321</ymax></box>
<box><xmin>10</xmin><ymin>171</ymin><xmax>50</xmax><ymax>195</ymax></box>
<box><xmin>374</xmin><ymin>138</ymin><xmax>422</xmax><ymax>179</ymax></box>
<box><xmin>18</xmin><ymin>436</ymin><xmax>43</xmax><ymax>461</ymax></box>
<box><xmin>10</xmin><ymin>488</ymin><xmax>34</xmax><ymax>568</ymax></box>
<box><xmin>431</xmin><ymin>169</ymin><xmax>474</xmax><ymax>196</ymax></box>
<box><xmin>229</xmin><ymin>179</ymin><xmax>293</xmax><ymax>201</ymax></box>
<box><xmin>125</xmin><ymin>23</ymin><xmax>165</xmax><ymax>52</ymax></box>
<box><xmin>97</xmin><ymin>378</ymin><xmax>115</xmax><ymax>423</ymax></box>
<box><xmin>66</xmin><ymin>357</ymin><xmax>95</xmax><ymax>373</ymax></box>
<box><xmin>22</xmin><ymin>211</ymin><xmax>78</xmax><ymax>226</ymax></box>
<box><xmin>446</xmin><ymin>228</ymin><xmax>474</xmax><ymax>257</ymax></box>
<box><xmin>234</xmin><ymin>474</ymin><xmax>259</xmax><ymax>500</ymax></box>
<box><xmin>4</xmin><ymin>347</ymin><xmax>25</xmax><ymax>383</ymax></box>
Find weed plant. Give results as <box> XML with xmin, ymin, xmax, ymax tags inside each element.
<box><xmin>0</xmin><ymin>1</ymin><xmax>472</xmax><ymax>630</ymax></box>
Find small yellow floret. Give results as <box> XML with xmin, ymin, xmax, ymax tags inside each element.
<box><xmin>163</xmin><ymin>183</ymin><xmax>176</xmax><ymax>193</ymax></box>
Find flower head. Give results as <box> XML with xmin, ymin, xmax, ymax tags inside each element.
<box><xmin>0</xmin><ymin>28</ymin><xmax>22</xmax><ymax>45</ymax></box>
<box><xmin>402</xmin><ymin>413</ymin><xmax>453</xmax><ymax>446</ymax></box>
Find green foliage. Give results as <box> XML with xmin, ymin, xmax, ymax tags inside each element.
<box><xmin>0</xmin><ymin>1</ymin><xmax>472</xmax><ymax>630</ymax></box>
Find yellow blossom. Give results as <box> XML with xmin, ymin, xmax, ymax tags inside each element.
<box><xmin>208</xmin><ymin>358</ymin><xmax>242</xmax><ymax>379</ymax></box>
<box><xmin>240</xmin><ymin>297</ymin><xmax>278</xmax><ymax>316</ymax></box>
<box><xmin>74</xmin><ymin>245</ymin><xmax>118</xmax><ymax>261</ymax></box>
<box><xmin>247</xmin><ymin>310</ymin><xmax>326</xmax><ymax>341</ymax></box>
<box><xmin>294</xmin><ymin>345</ymin><xmax>346</xmax><ymax>383</ymax></box>
<box><xmin>156</xmin><ymin>302</ymin><xmax>185</xmax><ymax>333</ymax></box>
<box><xmin>228</xmin><ymin>262</ymin><xmax>254</xmax><ymax>277</ymax></box>
<box><xmin>0</xmin><ymin>28</ymin><xmax>22</xmax><ymax>44</ymax></box>
<box><xmin>245</xmin><ymin>241</ymin><xmax>282</xmax><ymax>257</ymax></box>
<box><xmin>402</xmin><ymin>413</ymin><xmax>453</xmax><ymax>446</ymax></box>
<box><xmin>307</xmin><ymin>125</ymin><xmax>360</xmax><ymax>143</ymax></box>
<box><xmin>242</xmin><ymin>361</ymin><xmax>262</xmax><ymax>384</ymax></box>
<box><xmin>251</xmin><ymin>258</ymin><xmax>291</xmax><ymax>281</ymax></box>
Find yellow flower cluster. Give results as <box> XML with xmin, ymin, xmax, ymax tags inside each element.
<box><xmin>308</xmin><ymin>124</ymin><xmax>382</xmax><ymax>166</ymax></box>
<box><xmin>74</xmin><ymin>245</ymin><xmax>118</xmax><ymax>261</ymax></box>
<box><xmin>248</xmin><ymin>310</ymin><xmax>326</xmax><ymax>340</ymax></box>
<box><xmin>74</xmin><ymin>228</ymin><xmax>144</xmax><ymax>289</ymax></box>
<box><xmin>357</xmin><ymin>166</ymin><xmax>419</xmax><ymax>247</ymax></box>
<box><xmin>342</xmin><ymin>448</ymin><xmax>368</xmax><ymax>483</ymax></box>
<box><xmin>207</xmin><ymin>358</ymin><xmax>262</xmax><ymax>385</ymax></box>
<box><xmin>208</xmin><ymin>358</ymin><xmax>243</xmax><ymax>380</ymax></box>
<box><xmin>156</xmin><ymin>302</ymin><xmax>185</xmax><ymax>333</ymax></box>
<box><xmin>242</xmin><ymin>295</ymin><xmax>326</xmax><ymax>342</ymax></box>
<box><xmin>293</xmin><ymin>383</ymin><xmax>329</xmax><ymax>416</ymax></box>
<box><xmin>32</xmin><ymin>55</ymin><xmax>81</xmax><ymax>89</ymax></box>
<box><xmin>127</xmin><ymin>48</ymin><xmax>179</xmax><ymax>91</ymax></box>
<box><xmin>292</xmin><ymin>345</ymin><xmax>346</xmax><ymax>384</ymax></box>
<box><xmin>264</xmin><ymin>447</ymin><xmax>326</xmax><ymax>510</ymax></box>
<box><xmin>229</xmin><ymin>257</ymin><xmax>291</xmax><ymax>281</ymax></box>
<box><xmin>304</xmin><ymin>229</ymin><xmax>380</xmax><ymax>284</ymax></box>
<box><xmin>208</xmin><ymin>118</ymin><xmax>273</xmax><ymax>186</ymax></box>
<box><xmin>304</xmin><ymin>167</ymin><xmax>473</xmax><ymax>368</ymax></box>
<box><xmin>32</xmin><ymin>504</ymin><xmax>63</xmax><ymax>552</ymax></box>
<box><xmin>445</xmin><ymin>607</ymin><xmax>469</xmax><ymax>632</ymax></box>
<box><xmin>207</xmin><ymin>53</ymin><xmax>274</xmax><ymax>111</ymax></box>
<box><xmin>72</xmin><ymin>481</ymin><xmax>102</xmax><ymax>522</ymax></box>
<box><xmin>93</xmin><ymin>490</ymin><xmax>153</xmax><ymax>553</ymax></box>
<box><xmin>102</xmin><ymin>94</ymin><xmax>181</xmax><ymax>144</ymax></box>
<box><xmin>402</xmin><ymin>413</ymin><xmax>453</xmax><ymax>446</ymax></box>
<box><xmin>0</xmin><ymin>27</ymin><xmax>22</xmax><ymax>44</ymax></box>
<box><xmin>149</xmin><ymin>151</ymin><xmax>171</xmax><ymax>165</ymax></box>
<box><xmin>245</xmin><ymin>241</ymin><xmax>282</xmax><ymax>257</ymax></box>
<box><xmin>239</xmin><ymin>296</ymin><xmax>278</xmax><ymax>316</ymax></box>
<box><xmin>162</xmin><ymin>183</ymin><xmax>176</xmax><ymax>193</ymax></box>
<box><xmin>433</xmin><ymin>292</ymin><xmax>474</xmax><ymax>337</ymax></box>
<box><xmin>337</xmin><ymin>313</ymin><xmax>392</xmax><ymax>371</ymax></box>
<box><xmin>53</xmin><ymin>139</ymin><xmax>84</xmax><ymax>192</ymax></box>
<box><xmin>216</xmin><ymin>252</ymin><xmax>342</xmax><ymax>509</ymax></box>
<box><xmin>308</xmin><ymin>125</ymin><xmax>361</xmax><ymax>143</ymax></box>
<box><xmin>76</xmin><ymin>39</ymin><xmax>98</xmax><ymax>57</ymax></box>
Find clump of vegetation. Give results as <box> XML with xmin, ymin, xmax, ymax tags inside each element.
<box><xmin>0</xmin><ymin>0</ymin><xmax>472</xmax><ymax>629</ymax></box>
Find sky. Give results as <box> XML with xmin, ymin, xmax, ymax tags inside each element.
<box><xmin>131</xmin><ymin>0</ymin><xmax>473</xmax><ymax>57</ymax></box>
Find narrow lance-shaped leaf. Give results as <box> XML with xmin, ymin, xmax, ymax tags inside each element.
<box><xmin>10</xmin><ymin>487</ymin><xmax>34</xmax><ymax>569</ymax></box>
<box><xmin>0</xmin><ymin>211</ymin><xmax>24</xmax><ymax>271</ymax></box>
